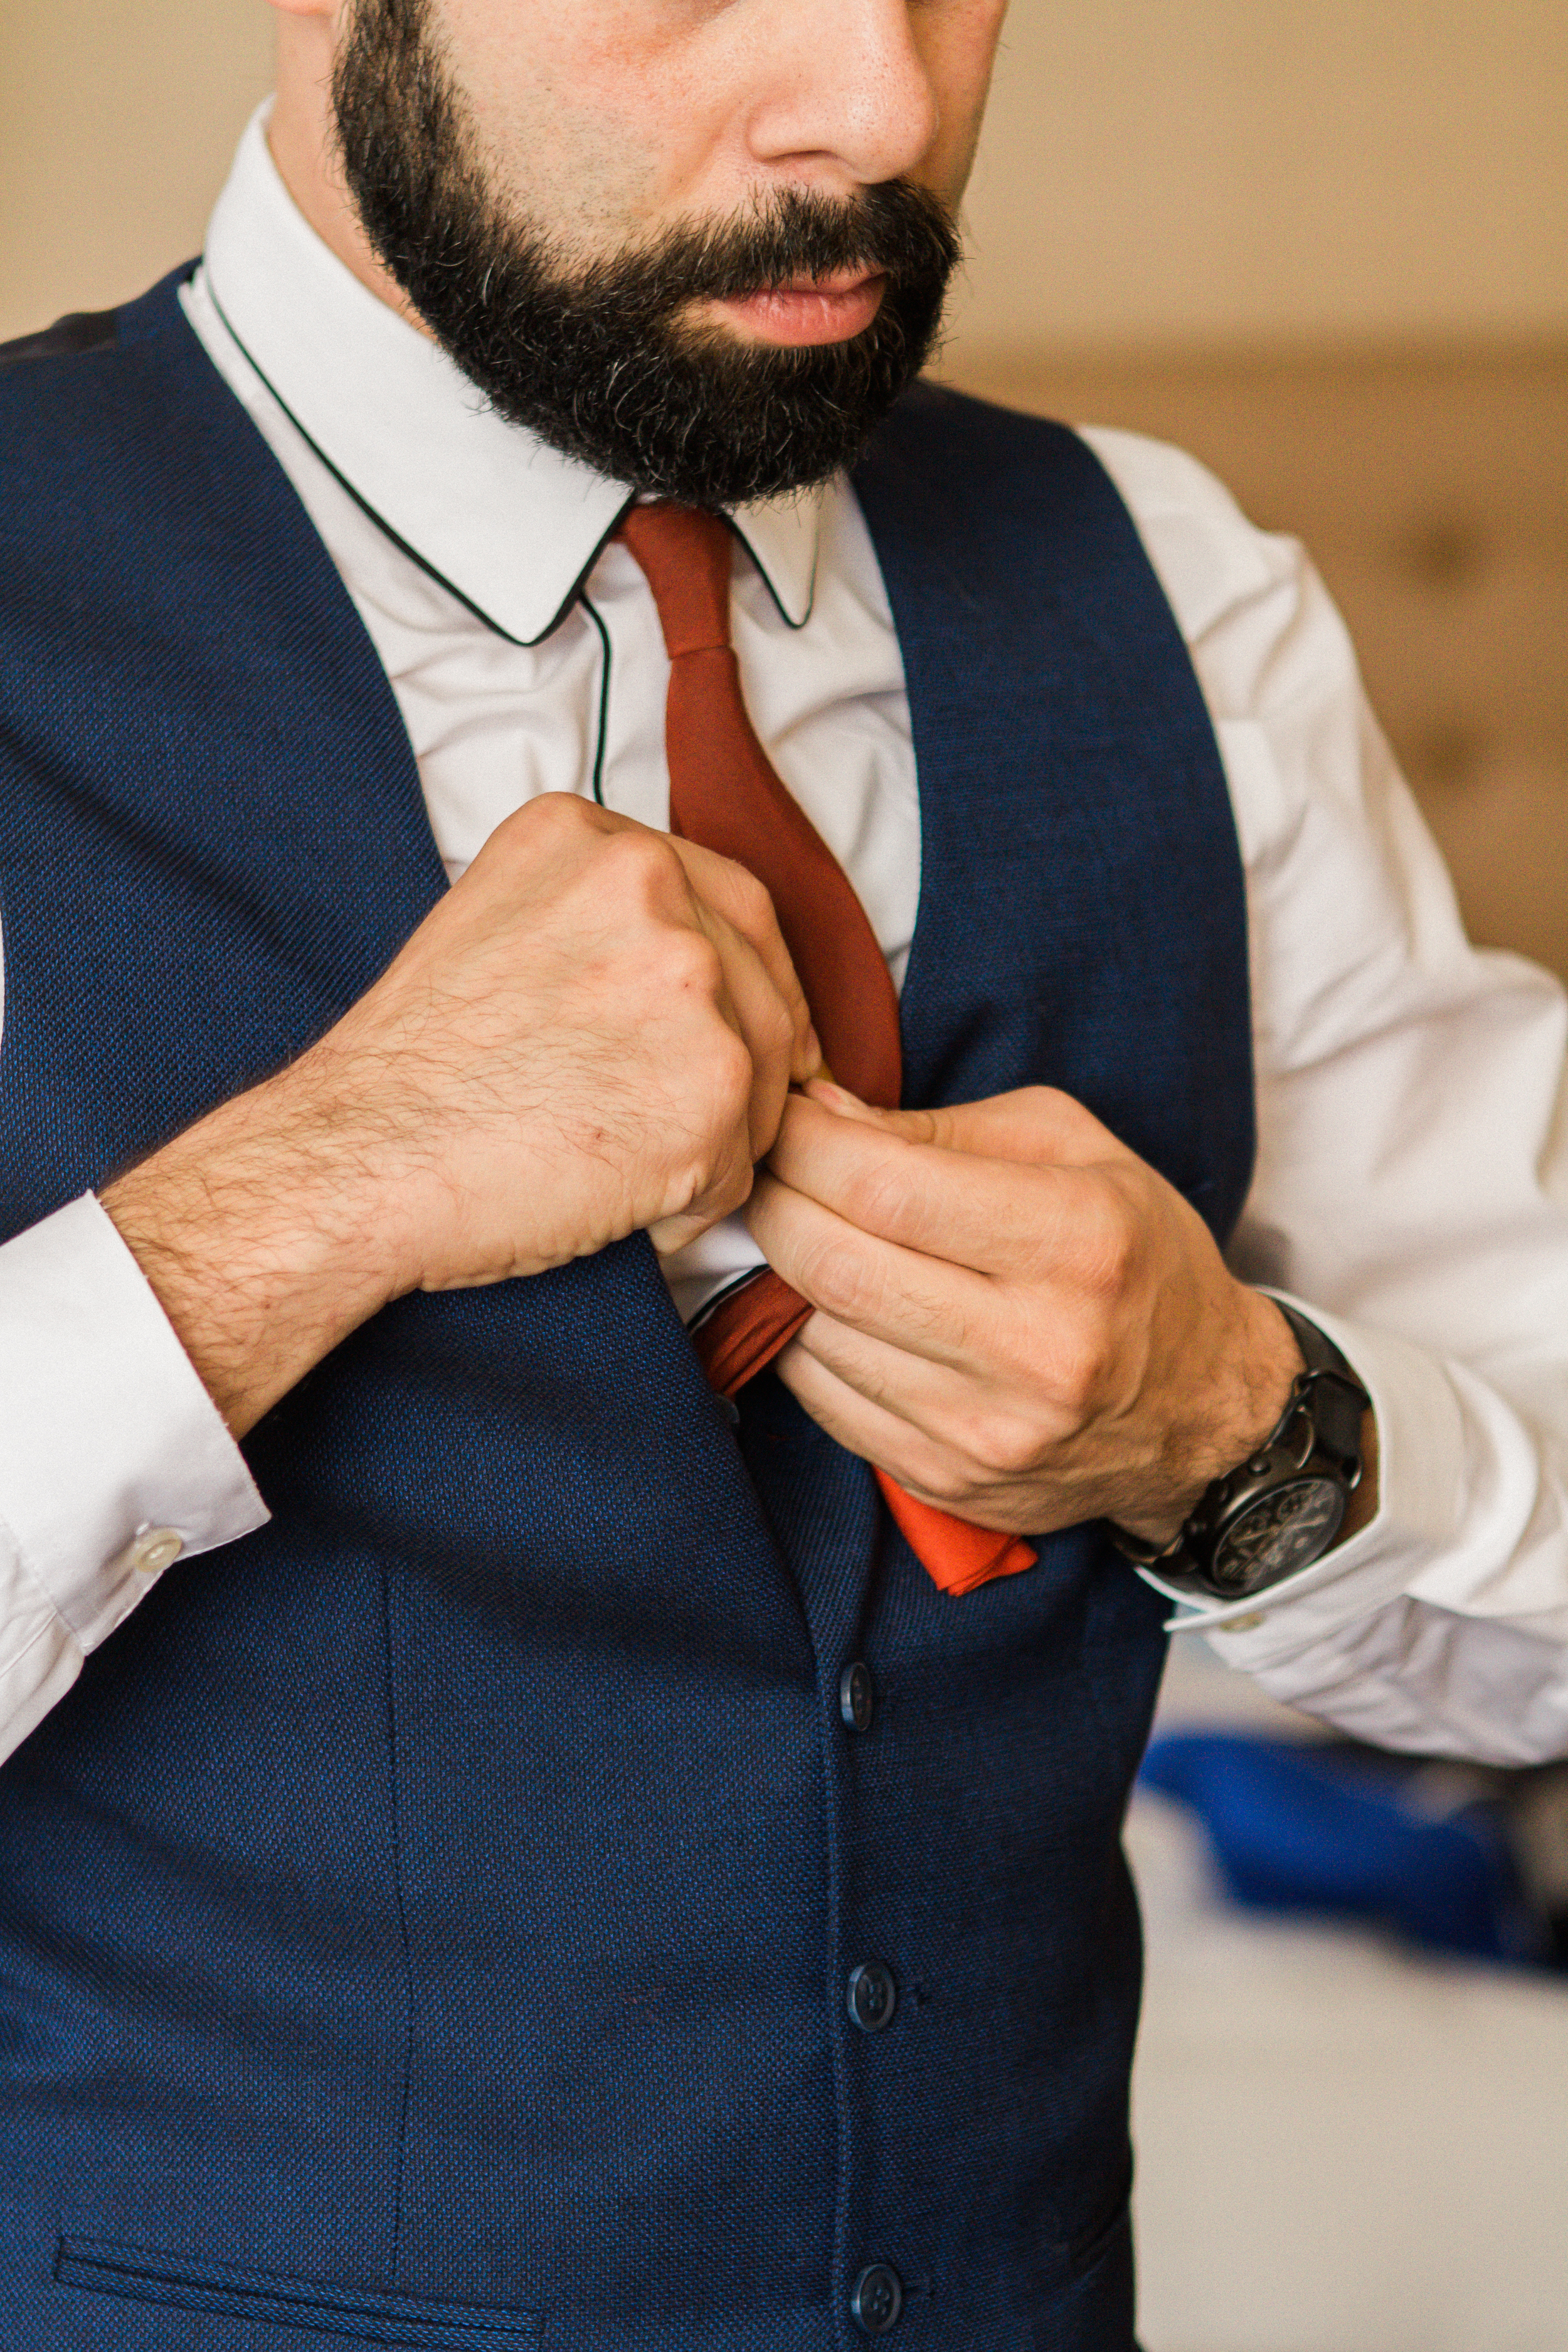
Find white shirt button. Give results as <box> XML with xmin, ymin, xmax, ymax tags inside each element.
<box><xmin>130</xmin><ymin>1527</ymin><xmax>184</xmax><ymax>1576</ymax></box>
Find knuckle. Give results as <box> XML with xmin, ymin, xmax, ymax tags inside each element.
<box><xmin>756</xmin><ymin>992</ymin><xmax>796</xmax><ymax>1064</ymax></box>
<box><xmin>839</xmin><ymin>1154</ymin><xmax>912</xmax><ymax>1237</ymax></box>
<box><xmin>710</xmin><ymin>1153</ymin><xmax>756</xmax><ymax>1220</ymax></box>
<box><xmin>525</xmin><ymin>790</ymin><xmax>597</xmax><ymax>845</ymax></box>
<box><xmin>707</xmin><ymin>1028</ymin><xmax>755</xmax><ymax>1113</ymax></box>
<box><xmin>727</xmin><ymin>862</ymin><xmax>775</xmax><ymax>934</ymax></box>
<box><xmin>965</xmin><ymin>1412</ymin><xmax>1047</xmax><ymax>1481</ymax></box>
<box><xmin>660</xmin><ymin>1121</ymin><xmax>751</xmax><ymax>1226</ymax></box>
<box><xmin>918</xmin><ymin>1455</ymin><xmax>979</xmax><ymax>1510</ymax></box>
<box><xmin>798</xmin><ymin>1237</ymin><xmax>881</xmax><ymax>1325</ymax></box>
<box><xmin>1078</xmin><ymin>1189</ymin><xmax>1140</xmax><ymax>1300</ymax></box>
<box><xmin>1015</xmin><ymin>1084</ymin><xmax>1102</xmax><ymax>1162</ymax></box>
<box><xmin>655</xmin><ymin>927</ymin><xmax>724</xmax><ymax>998</ymax></box>
<box><xmin>1046</xmin><ymin>1322</ymin><xmax>1114</xmax><ymax>1419</ymax></box>
<box><xmin>720</xmin><ymin>1010</ymin><xmax>757</xmax><ymax>1076</ymax></box>
<box><xmin>600</xmin><ymin>825</ymin><xmax>682</xmax><ymax>906</ymax></box>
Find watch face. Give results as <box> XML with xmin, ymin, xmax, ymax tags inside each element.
<box><xmin>1212</xmin><ymin>1477</ymin><xmax>1346</xmax><ymax>1596</ymax></box>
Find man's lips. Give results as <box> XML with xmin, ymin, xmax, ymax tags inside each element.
<box><xmin>700</xmin><ymin>270</ymin><xmax>888</xmax><ymax>348</ymax></box>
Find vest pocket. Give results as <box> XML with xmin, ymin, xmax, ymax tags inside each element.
<box><xmin>54</xmin><ymin>2239</ymin><xmax>543</xmax><ymax>2349</ymax></box>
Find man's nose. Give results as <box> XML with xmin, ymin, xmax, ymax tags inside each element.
<box><xmin>743</xmin><ymin>0</ymin><xmax>940</xmax><ymax>191</ymax></box>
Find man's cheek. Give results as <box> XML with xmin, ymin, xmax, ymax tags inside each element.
<box><xmin>435</xmin><ymin>11</ymin><xmax>662</xmax><ymax>248</ymax></box>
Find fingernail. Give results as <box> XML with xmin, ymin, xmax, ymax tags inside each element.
<box><xmin>808</xmin><ymin>1079</ymin><xmax>863</xmax><ymax>1111</ymax></box>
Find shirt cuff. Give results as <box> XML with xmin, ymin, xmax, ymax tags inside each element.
<box><xmin>0</xmin><ymin>1194</ymin><xmax>269</xmax><ymax>1662</ymax></box>
<box><xmin>1142</xmin><ymin>1293</ymin><xmax>1466</xmax><ymax>1645</ymax></box>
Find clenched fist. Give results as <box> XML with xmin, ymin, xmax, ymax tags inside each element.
<box><xmin>105</xmin><ymin>796</ymin><xmax>817</xmax><ymax>1434</ymax></box>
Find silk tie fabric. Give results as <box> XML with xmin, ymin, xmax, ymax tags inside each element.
<box><xmin>618</xmin><ymin>502</ymin><xmax>1036</xmax><ymax>1599</ymax></box>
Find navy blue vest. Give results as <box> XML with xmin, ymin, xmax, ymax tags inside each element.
<box><xmin>0</xmin><ymin>270</ymin><xmax>1253</xmax><ymax>2352</ymax></box>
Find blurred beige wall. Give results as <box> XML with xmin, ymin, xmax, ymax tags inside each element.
<box><xmin>0</xmin><ymin>0</ymin><xmax>274</xmax><ymax>344</ymax></box>
<box><xmin>951</xmin><ymin>0</ymin><xmax>1568</xmax><ymax>361</ymax></box>
<box><xmin>2</xmin><ymin>1</ymin><xmax>1565</xmax><ymax>354</ymax></box>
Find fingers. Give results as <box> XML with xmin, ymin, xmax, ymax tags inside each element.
<box><xmin>691</xmin><ymin>904</ymin><xmax>800</xmax><ymax>1161</ymax></box>
<box><xmin>805</xmin><ymin>1080</ymin><xmax>1130</xmax><ymax>1170</ymax></box>
<box><xmin>764</xmin><ymin>1091</ymin><xmax>1103</xmax><ymax>1276</ymax></box>
<box><xmin>788</xmin><ymin>1305</ymin><xmax>1022</xmax><ymax>1454</ymax></box>
<box><xmin>745</xmin><ymin>1167</ymin><xmax>995</xmax><ymax>1370</ymax></box>
<box><xmin>772</xmin><ymin>1337</ymin><xmax>1042</xmax><ymax>1531</ymax></box>
<box><xmin>484</xmin><ymin>802</ymin><xmax>818</xmax><ymax>1104</ymax></box>
<box><xmin>465</xmin><ymin>799</ymin><xmax>823</xmax><ymax>1226</ymax></box>
<box><xmin>670</xmin><ymin>837</ymin><xmax>820</xmax><ymax>1087</ymax></box>
<box><xmin>773</xmin><ymin>1335</ymin><xmax>958</xmax><ymax>1493</ymax></box>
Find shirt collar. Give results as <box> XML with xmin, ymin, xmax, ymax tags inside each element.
<box><xmin>202</xmin><ymin>103</ymin><xmax>822</xmax><ymax>645</ymax></box>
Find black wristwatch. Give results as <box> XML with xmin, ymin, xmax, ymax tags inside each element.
<box><xmin>1110</xmin><ymin>1303</ymin><xmax>1371</xmax><ymax>1603</ymax></box>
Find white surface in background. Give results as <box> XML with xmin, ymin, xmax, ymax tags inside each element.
<box><xmin>1130</xmin><ymin>1638</ymin><xmax>1568</xmax><ymax>2352</ymax></box>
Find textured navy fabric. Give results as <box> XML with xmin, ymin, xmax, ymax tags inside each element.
<box><xmin>0</xmin><ymin>271</ymin><xmax>1253</xmax><ymax>2351</ymax></box>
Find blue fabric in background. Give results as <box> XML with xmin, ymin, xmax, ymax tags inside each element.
<box><xmin>1140</xmin><ymin>1732</ymin><xmax>1544</xmax><ymax>1964</ymax></box>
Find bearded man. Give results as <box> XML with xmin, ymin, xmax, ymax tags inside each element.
<box><xmin>0</xmin><ymin>2</ymin><xmax>1564</xmax><ymax>2346</ymax></box>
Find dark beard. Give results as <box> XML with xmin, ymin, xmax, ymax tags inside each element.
<box><xmin>331</xmin><ymin>0</ymin><xmax>961</xmax><ymax>506</ymax></box>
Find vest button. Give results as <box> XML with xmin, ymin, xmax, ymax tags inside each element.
<box><xmin>850</xmin><ymin>2263</ymin><xmax>904</xmax><ymax>2334</ymax></box>
<box><xmin>839</xmin><ymin>1660</ymin><xmax>875</xmax><ymax>1732</ymax></box>
<box><xmin>847</xmin><ymin>1961</ymin><xmax>897</xmax><ymax>2032</ymax></box>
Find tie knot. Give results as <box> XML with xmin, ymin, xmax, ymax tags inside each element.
<box><xmin>618</xmin><ymin>502</ymin><xmax>735</xmax><ymax>661</ymax></box>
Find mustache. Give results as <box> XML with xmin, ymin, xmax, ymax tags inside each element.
<box><xmin>564</xmin><ymin>183</ymin><xmax>962</xmax><ymax>315</ymax></box>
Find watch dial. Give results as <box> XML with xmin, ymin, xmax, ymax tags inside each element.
<box><xmin>1212</xmin><ymin>1478</ymin><xmax>1345</xmax><ymax>1595</ymax></box>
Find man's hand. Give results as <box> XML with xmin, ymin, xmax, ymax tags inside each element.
<box><xmin>744</xmin><ymin>1082</ymin><xmax>1319</xmax><ymax>1548</ymax></box>
<box><xmin>104</xmin><ymin>795</ymin><xmax>817</xmax><ymax>1437</ymax></box>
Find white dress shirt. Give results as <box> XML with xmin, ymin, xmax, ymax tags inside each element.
<box><xmin>3</xmin><ymin>103</ymin><xmax>1566</xmax><ymax>1770</ymax></box>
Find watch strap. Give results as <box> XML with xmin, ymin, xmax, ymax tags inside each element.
<box><xmin>1271</xmin><ymin>1301</ymin><xmax>1370</xmax><ymax>1476</ymax></box>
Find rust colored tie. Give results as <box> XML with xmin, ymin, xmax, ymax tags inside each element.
<box><xmin>619</xmin><ymin>502</ymin><xmax>1036</xmax><ymax>1599</ymax></box>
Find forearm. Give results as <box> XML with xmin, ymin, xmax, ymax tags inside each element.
<box><xmin>100</xmin><ymin>1059</ymin><xmax>403</xmax><ymax>1439</ymax></box>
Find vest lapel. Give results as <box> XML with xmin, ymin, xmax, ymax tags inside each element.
<box><xmin>855</xmin><ymin>384</ymin><xmax>1256</xmax><ymax>1244</ymax></box>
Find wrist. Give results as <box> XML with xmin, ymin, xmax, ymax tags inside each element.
<box><xmin>101</xmin><ymin>1062</ymin><xmax>407</xmax><ymax>1438</ymax></box>
<box><xmin>1198</xmin><ymin>1287</ymin><xmax>1309</xmax><ymax>1490</ymax></box>
<box><xmin>1118</xmin><ymin>1288</ymin><xmax>1305</xmax><ymax>1549</ymax></box>
<box><xmin>1115</xmin><ymin>1297</ymin><xmax>1375</xmax><ymax>1599</ymax></box>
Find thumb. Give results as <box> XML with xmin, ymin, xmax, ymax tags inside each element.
<box><xmin>805</xmin><ymin>1080</ymin><xmax>1130</xmax><ymax>1168</ymax></box>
